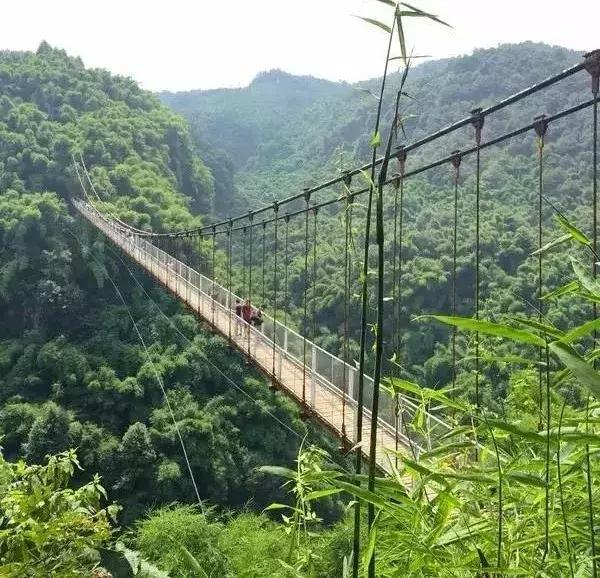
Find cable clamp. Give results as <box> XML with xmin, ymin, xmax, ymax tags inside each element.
<box><xmin>450</xmin><ymin>149</ymin><xmax>462</xmax><ymax>171</ymax></box>
<box><xmin>470</xmin><ymin>108</ymin><xmax>485</xmax><ymax>145</ymax></box>
<box><xmin>584</xmin><ymin>50</ymin><xmax>600</xmax><ymax>95</ymax></box>
<box><xmin>342</xmin><ymin>170</ymin><xmax>352</xmax><ymax>187</ymax></box>
<box><xmin>395</xmin><ymin>145</ymin><xmax>407</xmax><ymax>176</ymax></box>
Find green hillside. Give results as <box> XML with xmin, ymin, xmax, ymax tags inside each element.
<box><xmin>0</xmin><ymin>43</ymin><xmax>322</xmax><ymax>527</ymax></box>
<box><xmin>162</xmin><ymin>42</ymin><xmax>589</xmax><ymax>210</ymax></box>
<box><xmin>163</xmin><ymin>42</ymin><xmax>594</xmax><ymax>396</ymax></box>
<box><xmin>2</xmin><ymin>38</ymin><xmax>600</xmax><ymax>576</ymax></box>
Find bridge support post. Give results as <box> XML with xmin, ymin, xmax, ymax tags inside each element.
<box><xmin>310</xmin><ymin>346</ymin><xmax>317</xmax><ymax>407</ymax></box>
<box><xmin>186</xmin><ymin>262</ymin><xmax>191</xmax><ymax>305</ymax></box>
<box><xmin>278</xmin><ymin>328</ymin><xmax>287</xmax><ymax>379</ymax></box>
<box><xmin>349</xmin><ymin>369</ymin><xmax>358</xmax><ymax>443</ymax></box>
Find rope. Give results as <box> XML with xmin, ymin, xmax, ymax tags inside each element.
<box><xmin>393</xmin><ymin>148</ymin><xmax>407</xmax><ymax>465</ymax></box>
<box><xmin>302</xmin><ymin>192</ymin><xmax>310</xmax><ymax>408</ymax></box>
<box><xmin>66</xmin><ymin>229</ymin><xmax>206</xmax><ymax>513</ymax></box>
<box><xmin>120</xmin><ymin>99</ymin><xmax>600</xmax><ymax>242</ymax></box>
<box><xmin>248</xmin><ymin>214</ymin><xmax>254</xmax><ymax>353</ymax></box>
<box><xmin>534</xmin><ymin>116</ymin><xmax>548</xmax><ymax>429</ymax></box>
<box><xmin>284</xmin><ymin>215</ymin><xmax>290</xmax><ymax>330</ymax></box>
<box><xmin>272</xmin><ymin>204</ymin><xmax>279</xmax><ymax>377</ymax></box>
<box><xmin>242</xmin><ymin>227</ymin><xmax>247</xmax><ymax>300</ymax></box>
<box><xmin>227</xmin><ymin>225</ymin><xmax>233</xmax><ymax>341</ymax></box>
<box><xmin>450</xmin><ymin>150</ymin><xmax>462</xmax><ymax>393</ymax></box>
<box><xmin>471</xmin><ymin>109</ymin><xmax>484</xmax><ymax>427</ymax></box>
<box><xmin>342</xmin><ymin>175</ymin><xmax>351</xmax><ymax>441</ymax></box>
<box><xmin>311</xmin><ymin>207</ymin><xmax>318</xmax><ymax>390</ymax></box>
<box><xmin>147</xmin><ymin>60</ymin><xmax>586</xmax><ymax>239</ymax></box>
<box><xmin>261</xmin><ymin>221</ymin><xmax>266</xmax><ymax>310</ymax></box>
<box><xmin>211</xmin><ymin>227</ymin><xmax>216</xmax><ymax>326</ymax></box>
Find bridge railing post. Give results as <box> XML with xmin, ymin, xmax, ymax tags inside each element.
<box><xmin>310</xmin><ymin>345</ymin><xmax>316</xmax><ymax>408</ymax></box>
<box><xmin>349</xmin><ymin>369</ymin><xmax>357</xmax><ymax>443</ymax></box>
<box><xmin>186</xmin><ymin>262</ymin><xmax>191</xmax><ymax>304</ymax></box>
<box><xmin>277</xmin><ymin>325</ymin><xmax>287</xmax><ymax>379</ymax></box>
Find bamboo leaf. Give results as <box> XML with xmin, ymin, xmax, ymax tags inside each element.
<box><xmin>486</xmin><ymin>419</ymin><xmax>546</xmax><ymax>443</ymax></box>
<box><xmin>556</xmin><ymin>213</ymin><xmax>591</xmax><ymax>245</ymax></box>
<box><xmin>548</xmin><ymin>340</ymin><xmax>600</xmax><ymax>399</ymax></box>
<box><xmin>560</xmin><ymin>318</ymin><xmax>600</xmax><ymax>344</ymax></box>
<box><xmin>352</xmin><ymin>86</ymin><xmax>381</xmax><ymax>101</ymax></box>
<box><xmin>388</xmin><ymin>55</ymin><xmax>430</xmax><ymax>61</ymax></box>
<box><xmin>424</xmin><ymin>315</ymin><xmax>546</xmax><ymax>347</ymax></box>
<box><xmin>179</xmin><ymin>545</ymin><xmax>209</xmax><ymax>577</ymax></box>
<box><xmin>441</xmin><ymin>471</ymin><xmax>497</xmax><ymax>483</ymax></box>
<box><xmin>363</xmin><ymin>510</ymin><xmax>380</xmax><ymax>573</ymax></box>
<box><xmin>262</xmin><ymin>503</ymin><xmax>294</xmax><ymax>512</ymax></box>
<box><xmin>370</xmin><ymin>131</ymin><xmax>382</xmax><ymax>148</ymax></box>
<box><xmin>541</xmin><ymin>280</ymin><xmax>580</xmax><ymax>301</ymax></box>
<box><xmin>511</xmin><ymin>316</ymin><xmax>564</xmax><ymax>339</ymax></box>
<box><xmin>571</xmin><ymin>257</ymin><xmax>600</xmax><ymax>297</ymax></box>
<box><xmin>460</xmin><ymin>354</ymin><xmax>545</xmax><ymax>367</ymax></box>
<box><xmin>304</xmin><ymin>488</ymin><xmax>343</xmax><ymax>501</ymax></box>
<box><xmin>420</xmin><ymin>441</ymin><xmax>475</xmax><ymax>459</ymax></box>
<box><xmin>335</xmin><ymin>480</ymin><xmax>393</xmax><ymax>512</ymax></box>
<box><xmin>257</xmin><ymin>465</ymin><xmax>297</xmax><ymax>479</ymax></box>
<box><xmin>383</xmin><ymin>377</ymin><xmax>466</xmax><ymax>410</ymax></box>
<box><xmin>354</xmin><ymin>16</ymin><xmax>392</xmax><ymax>33</ymax></box>
<box><xmin>530</xmin><ymin>233</ymin><xmax>571</xmax><ymax>256</ymax></box>
<box><xmin>400</xmin><ymin>2</ymin><xmax>452</xmax><ymax>27</ymax></box>
<box><xmin>435</xmin><ymin>520</ymin><xmax>490</xmax><ymax>547</ymax></box>
<box><xmin>504</xmin><ymin>471</ymin><xmax>546</xmax><ymax>488</ymax></box>
<box><xmin>395</xmin><ymin>9</ymin><xmax>407</xmax><ymax>65</ymax></box>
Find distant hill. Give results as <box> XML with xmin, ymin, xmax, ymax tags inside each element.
<box><xmin>160</xmin><ymin>70</ymin><xmax>351</xmax><ymax>168</ymax></box>
<box><xmin>159</xmin><ymin>41</ymin><xmax>596</xmax><ymax>388</ymax></box>
<box><xmin>160</xmin><ymin>42</ymin><xmax>588</xmax><ymax>210</ymax></box>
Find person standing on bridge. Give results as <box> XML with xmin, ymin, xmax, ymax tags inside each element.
<box><xmin>252</xmin><ymin>307</ymin><xmax>264</xmax><ymax>333</ymax></box>
<box><xmin>234</xmin><ymin>299</ymin><xmax>243</xmax><ymax>336</ymax></box>
<box><xmin>242</xmin><ymin>299</ymin><xmax>253</xmax><ymax>336</ymax></box>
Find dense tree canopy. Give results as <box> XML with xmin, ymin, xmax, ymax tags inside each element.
<box><xmin>167</xmin><ymin>42</ymin><xmax>596</xmax><ymax>407</ymax></box>
<box><xmin>0</xmin><ymin>44</ymin><xmax>328</xmax><ymax>528</ymax></box>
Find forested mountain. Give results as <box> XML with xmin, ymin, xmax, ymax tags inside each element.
<box><xmin>162</xmin><ymin>42</ymin><xmax>587</xmax><ymax>209</ymax></box>
<box><xmin>163</xmin><ymin>42</ymin><xmax>595</xmax><ymax>405</ymax></box>
<box><xmin>2</xmin><ymin>39</ymin><xmax>599</xmax><ymax>576</ymax></box>
<box><xmin>0</xmin><ymin>43</ymin><xmax>332</xmax><ymax>531</ymax></box>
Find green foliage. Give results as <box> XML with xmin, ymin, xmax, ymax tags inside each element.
<box><xmin>0</xmin><ymin>43</ymin><xmax>321</xmax><ymax>526</ymax></box>
<box><xmin>262</xmin><ymin>230</ymin><xmax>600</xmax><ymax>576</ymax></box>
<box><xmin>165</xmin><ymin>42</ymin><xmax>594</xmax><ymax>399</ymax></box>
<box><xmin>134</xmin><ymin>505</ymin><xmax>228</xmax><ymax>577</ymax></box>
<box><xmin>0</xmin><ymin>448</ymin><xmax>117</xmax><ymax>577</ymax></box>
<box><xmin>216</xmin><ymin>512</ymin><xmax>297</xmax><ymax>578</ymax></box>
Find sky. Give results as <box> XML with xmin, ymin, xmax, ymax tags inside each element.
<box><xmin>3</xmin><ymin>1</ymin><xmax>599</xmax><ymax>92</ymax></box>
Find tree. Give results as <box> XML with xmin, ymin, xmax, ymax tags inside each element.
<box><xmin>24</xmin><ymin>402</ymin><xmax>72</xmax><ymax>464</ymax></box>
<box><xmin>0</xmin><ymin>448</ymin><xmax>117</xmax><ymax>577</ymax></box>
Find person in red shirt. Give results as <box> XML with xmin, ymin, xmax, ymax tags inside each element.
<box><xmin>241</xmin><ymin>299</ymin><xmax>253</xmax><ymax>336</ymax></box>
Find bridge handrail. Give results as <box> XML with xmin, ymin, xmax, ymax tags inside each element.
<box><xmin>74</xmin><ymin>200</ymin><xmax>452</xmax><ymax>454</ymax></box>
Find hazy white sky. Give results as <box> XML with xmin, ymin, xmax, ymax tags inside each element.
<box><xmin>3</xmin><ymin>1</ymin><xmax>599</xmax><ymax>91</ymax></box>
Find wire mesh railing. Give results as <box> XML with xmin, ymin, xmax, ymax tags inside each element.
<box><xmin>75</xmin><ymin>200</ymin><xmax>454</xmax><ymax>468</ymax></box>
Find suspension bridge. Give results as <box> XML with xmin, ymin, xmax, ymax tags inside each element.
<box><xmin>74</xmin><ymin>50</ymin><xmax>600</xmax><ymax>474</ymax></box>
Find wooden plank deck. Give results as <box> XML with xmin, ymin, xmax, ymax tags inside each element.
<box><xmin>76</xmin><ymin>203</ymin><xmax>437</xmax><ymax>473</ymax></box>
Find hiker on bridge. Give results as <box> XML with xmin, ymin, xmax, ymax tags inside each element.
<box><xmin>234</xmin><ymin>299</ymin><xmax>243</xmax><ymax>336</ymax></box>
<box><xmin>241</xmin><ymin>299</ymin><xmax>253</xmax><ymax>336</ymax></box>
<box><xmin>251</xmin><ymin>307</ymin><xmax>264</xmax><ymax>332</ymax></box>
